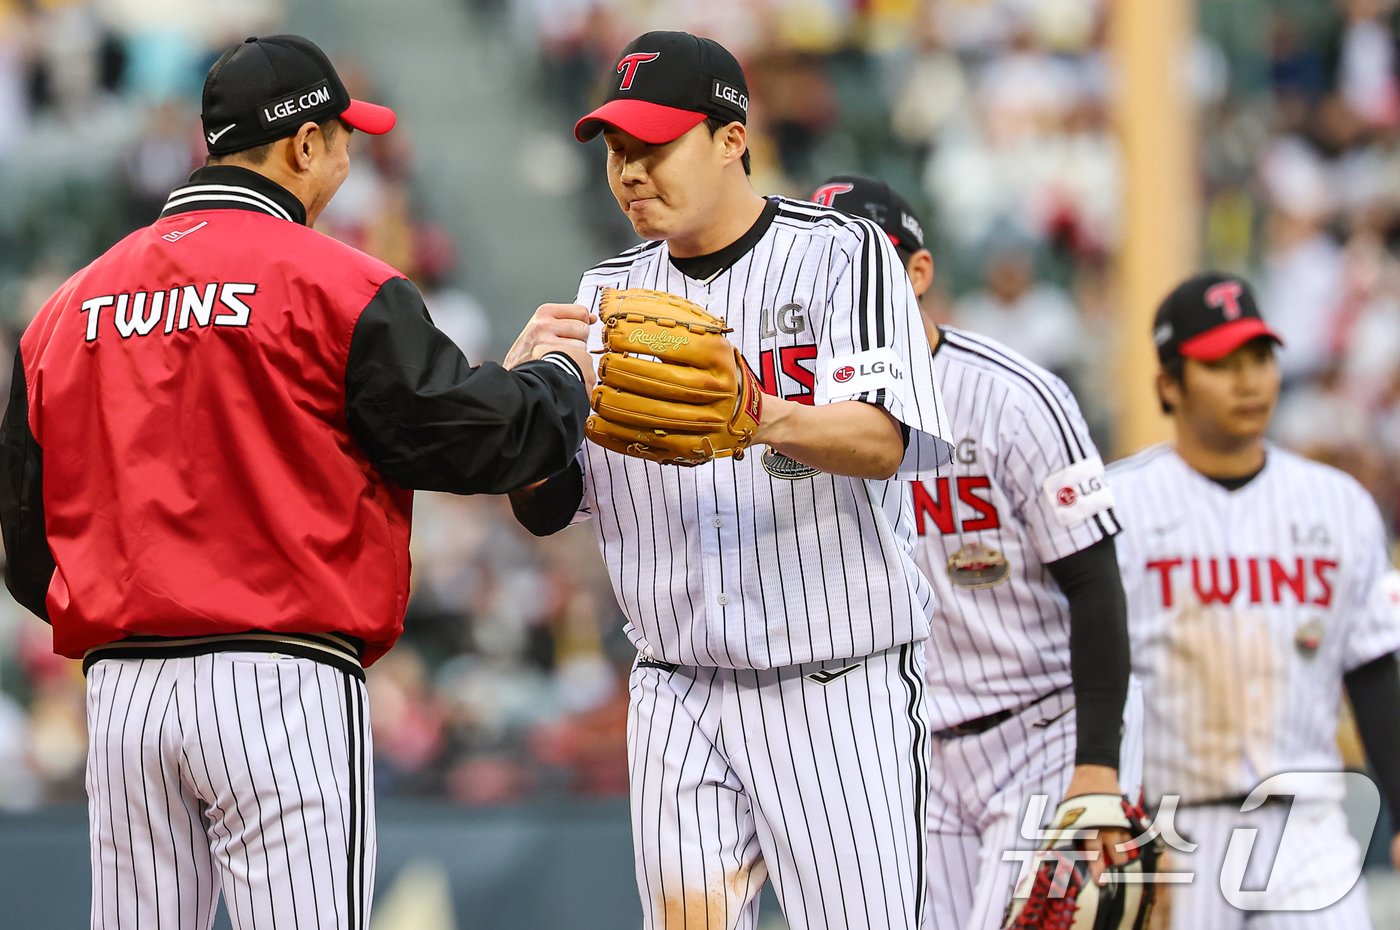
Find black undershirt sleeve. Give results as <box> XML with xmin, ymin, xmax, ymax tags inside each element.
<box><xmin>1344</xmin><ymin>652</ymin><xmax>1400</xmax><ymax>833</ymax></box>
<box><xmin>508</xmin><ymin>460</ymin><xmax>585</xmax><ymax>537</ymax></box>
<box><xmin>0</xmin><ymin>348</ymin><xmax>54</xmax><ymax>622</ymax></box>
<box><xmin>1045</xmin><ymin>535</ymin><xmax>1131</xmax><ymax>769</ymax></box>
<box><xmin>345</xmin><ymin>277</ymin><xmax>590</xmax><ymax>495</ymax></box>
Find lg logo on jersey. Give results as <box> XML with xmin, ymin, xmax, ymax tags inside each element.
<box><xmin>80</xmin><ymin>283</ymin><xmax>257</xmax><ymax>342</ymax></box>
<box><xmin>758</xmin><ymin>302</ymin><xmax>805</xmax><ymax>337</ymax></box>
<box><xmin>830</xmin><ymin>359</ymin><xmax>904</xmax><ymax>383</ymax></box>
<box><xmin>1055</xmin><ymin>475</ymin><xmax>1104</xmax><ymax>508</ymax></box>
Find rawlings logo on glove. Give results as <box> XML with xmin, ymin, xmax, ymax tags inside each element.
<box><xmin>585</xmin><ymin>288</ymin><xmax>763</xmax><ymax>466</ymax></box>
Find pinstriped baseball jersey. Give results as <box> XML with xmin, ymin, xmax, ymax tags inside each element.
<box><xmin>912</xmin><ymin>327</ymin><xmax>1119</xmax><ymax>731</ymax></box>
<box><xmin>1110</xmin><ymin>444</ymin><xmax>1400</xmax><ymax>805</ymax></box>
<box><xmin>573</xmin><ymin>196</ymin><xmax>953</xmax><ymax>670</ymax></box>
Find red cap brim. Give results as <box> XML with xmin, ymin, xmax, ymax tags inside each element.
<box><xmin>1179</xmin><ymin>318</ymin><xmax>1283</xmax><ymax>361</ymax></box>
<box><xmin>342</xmin><ymin>98</ymin><xmax>396</xmax><ymax>135</ymax></box>
<box><xmin>574</xmin><ymin>99</ymin><xmax>707</xmax><ymax>144</ymax></box>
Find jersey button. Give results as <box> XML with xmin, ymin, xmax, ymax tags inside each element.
<box><xmin>717</xmin><ymin>594</ymin><xmax>729</xmax><ymax>605</ymax></box>
<box><xmin>711</xmin><ymin>517</ymin><xmax>723</xmax><ymax>528</ymax></box>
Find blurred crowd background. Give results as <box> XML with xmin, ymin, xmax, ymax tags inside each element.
<box><xmin>0</xmin><ymin>0</ymin><xmax>1397</xmax><ymax>832</ymax></box>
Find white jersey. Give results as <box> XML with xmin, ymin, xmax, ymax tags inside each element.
<box><xmin>914</xmin><ymin>327</ymin><xmax>1119</xmax><ymax>730</ymax></box>
<box><xmin>574</xmin><ymin>196</ymin><xmax>953</xmax><ymax>669</ymax></box>
<box><xmin>1111</xmin><ymin>444</ymin><xmax>1400</xmax><ymax>805</ymax></box>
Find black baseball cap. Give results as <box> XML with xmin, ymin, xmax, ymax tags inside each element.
<box><xmin>812</xmin><ymin>175</ymin><xmax>926</xmax><ymax>254</ymax></box>
<box><xmin>202</xmin><ymin>35</ymin><xmax>396</xmax><ymax>156</ymax></box>
<box><xmin>1153</xmin><ymin>272</ymin><xmax>1283</xmax><ymax>363</ymax></box>
<box><xmin>574</xmin><ymin>31</ymin><xmax>748</xmax><ymax>144</ymax></box>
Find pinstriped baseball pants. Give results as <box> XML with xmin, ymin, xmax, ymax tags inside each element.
<box><xmin>627</xmin><ymin>642</ymin><xmax>932</xmax><ymax>930</ymax></box>
<box><xmin>925</xmin><ymin>679</ymin><xmax>1146</xmax><ymax>930</ymax></box>
<box><xmin>84</xmin><ymin>653</ymin><xmax>374</xmax><ymax>930</ymax></box>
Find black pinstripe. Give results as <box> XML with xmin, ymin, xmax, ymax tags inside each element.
<box><xmin>896</xmin><ymin>644</ymin><xmax>929</xmax><ymax>928</ymax></box>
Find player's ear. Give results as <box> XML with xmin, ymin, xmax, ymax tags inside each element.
<box><xmin>719</xmin><ymin>122</ymin><xmax>746</xmax><ymax>167</ymax></box>
<box><xmin>906</xmin><ymin>249</ymin><xmax>935</xmax><ymax>298</ymax></box>
<box><xmin>287</xmin><ymin>121</ymin><xmax>321</xmax><ymax>172</ymax></box>
<box><xmin>1157</xmin><ymin>367</ymin><xmax>1181</xmax><ymax>416</ymax></box>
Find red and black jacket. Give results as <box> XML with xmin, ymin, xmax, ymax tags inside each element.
<box><xmin>0</xmin><ymin>165</ymin><xmax>587</xmax><ymax>668</ymax></box>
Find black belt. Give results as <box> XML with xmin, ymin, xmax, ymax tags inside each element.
<box><xmin>637</xmin><ymin>657</ymin><xmax>679</xmax><ymax>673</ymax></box>
<box><xmin>935</xmin><ymin>688</ymin><xmax>1066</xmax><ymax>739</ymax></box>
<box><xmin>83</xmin><ymin>631</ymin><xmax>365</xmax><ymax>680</ymax></box>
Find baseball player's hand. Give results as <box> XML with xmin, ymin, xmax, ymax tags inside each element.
<box><xmin>1062</xmin><ymin>764</ymin><xmax>1129</xmax><ymax>883</ymax></box>
<box><xmin>1392</xmin><ymin>831</ymin><xmax>1400</xmax><ymax>872</ymax></box>
<box><xmin>504</xmin><ymin>303</ymin><xmax>596</xmax><ymax>391</ymax></box>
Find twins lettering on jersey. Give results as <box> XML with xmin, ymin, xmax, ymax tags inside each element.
<box><xmin>80</xmin><ymin>283</ymin><xmax>257</xmax><ymax>342</ymax></box>
<box><xmin>913</xmin><ymin>476</ymin><xmax>1000</xmax><ymax>536</ymax></box>
<box><xmin>1144</xmin><ymin>555</ymin><xmax>1339</xmax><ymax>608</ymax></box>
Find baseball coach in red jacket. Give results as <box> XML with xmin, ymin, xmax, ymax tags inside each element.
<box><xmin>0</xmin><ymin>34</ymin><xmax>593</xmax><ymax>930</ymax></box>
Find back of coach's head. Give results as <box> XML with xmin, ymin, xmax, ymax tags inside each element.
<box><xmin>199</xmin><ymin>35</ymin><xmax>397</xmax><ymax>223</ymax></box>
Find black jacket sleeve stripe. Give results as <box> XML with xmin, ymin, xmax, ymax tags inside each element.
<box><xmin>344</xmin><ymin>277</ymin><xmax>590</xmax><ymax>495</ymax></box>
<box><xmin>0</xmin><ymin>347</ymin><xmax>54</xmax><ymax>621</ymax></box>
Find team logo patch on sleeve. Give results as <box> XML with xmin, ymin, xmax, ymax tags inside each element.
<box><xmin>824</xmin><ymin>348</ymin><xmax>908</xmax><ymax>406</ymax></box>
<box><xmin>1042</xmin><ymin>455</ymin><xmax>1114</xmax><ymax>528</ymax></box>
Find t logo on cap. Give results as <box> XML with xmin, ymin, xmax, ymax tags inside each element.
<box><xmin>1205</xmin><ymin>281</ymin><xmax>1244</xmax><ymax>320</ymax></box>
<box><xmin>573</xmin><ymin>31</ymin><xmax>749</xmax><ymax>146</ymax></box>
<box><xmin>617</xmin><ymin>52</ymin><xmax>661</xmax><ymax>90</ymax></box>
<box><xmin>1153</xmin><ymin>272</ymin><xmax>1283</xmax><ymax>363</ymax></box>
<box><xmin>811</xmin><ymin>182</ymin><xmax>855</xmax><ymax>208</ymax></box>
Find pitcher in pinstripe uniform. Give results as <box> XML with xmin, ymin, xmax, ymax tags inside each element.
<box><xmin>820</xmin><ymin>176</ymin><xmax>1145</xmax><ymax>929</ymax></box>
<box><xmin>509</xmin><ymin>31</ymin><xmax>955</xmax><ymax>930</ymax></box>
<box><xmin>1109</xmin><ymin>272</ymin><xmax>1400</xmax><ymax>929</ymax></box>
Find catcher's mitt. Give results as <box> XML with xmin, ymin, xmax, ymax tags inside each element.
<box><xmin>1002</xmin><ymin>794</ymin><xmax>1159</xmax><ymax>930</ymax></box>
<box><xmin>586</xmin><ymin>288</ymin><xmax>763</xmax><ymax>466</ymax></box>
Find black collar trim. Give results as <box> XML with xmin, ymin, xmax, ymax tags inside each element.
<box><xmin>1207</xmin><ymin>461</ymin><xmax>1266</xmax><ymax>492</ymax></box>
<box><xmin>160</xmin><ymin>165</ymin><xmax>308</xmax><ymax>226</ymax></box>
<box><xmin>670</xmin><ymin>198</ymin><xmax>779</xmax><ymax>282</ymax></box>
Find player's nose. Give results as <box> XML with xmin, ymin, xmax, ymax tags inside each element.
<box><xmin>617</xmin><ymin>157</ymin><xmax>646</xmax><ymax>184</ymax></box>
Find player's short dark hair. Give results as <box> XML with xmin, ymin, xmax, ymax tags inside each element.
<box><xmin>206</xmin><ymin>117</ymin><xmax>347</xmax><ymax>167</ymax></box>
<box><xmin>1157</xmin><ymin>357</ymin><xmax>1185</xmax><ymax>415</ymax></box>
<box><xmin>705</xmin><ymin>116</ymin><xmax>751</xmax><ymax>175</ymax></box>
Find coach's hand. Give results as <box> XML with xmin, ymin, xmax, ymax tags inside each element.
<box><xmin>1063</xmin><ymin>764</ymin><xmax>1130</xmax><ymax>884</ymax></box>
<box><xmin>505</xmin><ymin>303</ymin><xmax>596</xmax><ymax>391</ymax></box>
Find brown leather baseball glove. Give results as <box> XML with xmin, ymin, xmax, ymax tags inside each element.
<box><xmin>586</xmin><ymin>288</ymin><xmax>763</xmax><ymax>466</ymax></box>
